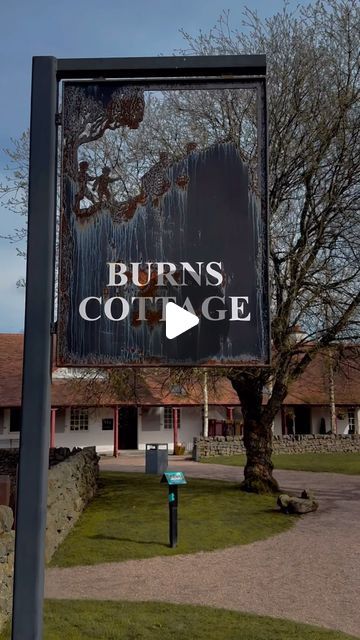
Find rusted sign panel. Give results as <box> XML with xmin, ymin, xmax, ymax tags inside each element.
<box><xmin>57</xmin><ymin>81</ymin><xmax>269</xmax><ymax>366</ymax></box>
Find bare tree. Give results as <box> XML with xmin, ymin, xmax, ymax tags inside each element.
<box><xmin>0</xmin><ymin>132</ymin><xmax>29</xmax><ymax>286</ymax></box>
<box><xmin>177</xmin><ymin>0</ymin><xmax>360</xmax><ymax>491</ymax></box>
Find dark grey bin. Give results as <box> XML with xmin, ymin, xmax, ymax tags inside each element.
<box><xmin>145</xmin><ymin>443</ymin><xmax>168</xmax><ymax>474</ymax></box>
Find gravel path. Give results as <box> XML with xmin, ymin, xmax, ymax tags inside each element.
<box><xmin>45</xmin><ymin>456</ymin><xmax>360</xmax><ymax>637</ymax></box>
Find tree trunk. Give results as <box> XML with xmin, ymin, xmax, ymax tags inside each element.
<box><xmin>203</xmin><ymin>370</ymin><xmax>209</xmax><ymax>437</ymax></box>
<box><xmin>328</xmin><ymin>352</ymin><xmax>337</xmax><ymax>434</ymax></box>
<box><xmin>241</xmin><ymin>417</ymin><xmax>279</xmax><ymax>494</ymax></box>
<box><xmin>230</xmin><ymin>374</ymin><xmax>279</xmax><ymax>494</ymax></box>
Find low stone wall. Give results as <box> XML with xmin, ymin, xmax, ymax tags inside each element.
<box><xmin>0</xmin><ymin>447</ymin><xmax>85</xmax><ymax>511</ymax></box>
<box><xmin>0</xmin><ymin>449</ymin><xmax>18</xmax><ymax>483</ymax></box>
<box><xmin>0</xmin><ymin>447</ymin><xmax>99</xmax><ymax>630</ymax></box>
<box><xmin>273</xmin><ymin>434</ymin><xmax>360</xmax><ymax>454</ymax></box>
<box><xmin>46</xmin><ymin>447</ymin><xmax>99</xmax><ymax>561</ymax></box>
<box><xmin>0</xmin><ymin>446</ymin><xmax>83</xmax><ymax>479</ymax></box>
<box><xmin>49</xmin><ymin>446</ymin><xmax>83</xmax><ymax>467</ymax></box>
<box><xmin>0</xmin><ymin>506</ymin><xmax>14</xmax><ymax>630</ymax></box>
<box><xmin>193</xmin><ymin>434</ymin><xmax>360</xmax><ymax>459</ymax></box>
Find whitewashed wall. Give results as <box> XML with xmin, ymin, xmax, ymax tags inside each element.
<box><xmin>0</xmin><ymin>410</ymin><xmax>20</xmax><ymax>449</ymax></box>
<box><xmin>250</xmin><ymin>407</ymin><xmax>359</xmax><ymax>437</ymax></box>
<box><xmin>54</xmin><ymin>407</ymin><xmax>114</xmax><ymax>453</ymax></box>
<box><xmin>311</xmin><ymin>407</ymin><xmax>329</xmax><ymax>434</ymax></box>
<box><xmin>273</xmin><ymin>413</ymin><xmax>282</xmax><ymax>436</ymax></box>
<box><xmin>272</xmin><ymin>407</ymin><xmax>353</xmax><ymax>437</ymax></box>
<box><xmin>138</xmin><ymin>406</ymin><xmax>202</xmax><ymax>452</ymax></box>
<box><xmin>138</xmin><ymin>405</ymin><xmax>234</xmax><ymax>452</ymax></box>
<box><xmin>1</xmin><ymin>404</ymin><xmax>358</xmax><ymax>453</ymax></box>
<box><xmin>209</xmin><ymin>406</ymin><xmax>227</xmax><ymax>421</ymax></box>
<box><xmin>311</xmin><ymin>406</ymin><xmax>359</xmax><ymax>435</ymax></box>
<box><xmin>0</xmin><ymin>407</ymin><xmax>115</xmax><ymax>453</ymax></box>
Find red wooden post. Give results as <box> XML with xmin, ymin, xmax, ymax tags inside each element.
<box><xmin>173</xmin><ymin>407</ymin><xmax>178</xmax><ymax>454</ymax></box>
<box><xmin>50</xmin><ymin>408</ymin><xmax>57</xmax><ymax>449</ymax></box>
<box><xmin>113</xmin><ymin>406</ymin><xmax>119</xmax><ymax>458</ymax></box>
<box><xmin>226</xmin><ymin>407</ymin><xmax>234</xmax><ymax>436</ymax></box>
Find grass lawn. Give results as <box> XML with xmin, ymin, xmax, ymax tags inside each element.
<box><xmin>201</xmin><ymin>453</ymin><xmax>360</xmax><ymax>475</ymax></box>
<box><xmin>1</xmin><ymin>601</ymin><xmax>357</xmax><ymax>640</ymax></box>
<box><xmin>49</xmin><ymin>472</ymin><xmax>294</xmax><ymax>567</ymax></box>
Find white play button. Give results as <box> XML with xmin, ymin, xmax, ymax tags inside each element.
<box><xmin>165</xmin><ymin>302</ymin><xmax>199</xmax><ymax>339</ymax></box>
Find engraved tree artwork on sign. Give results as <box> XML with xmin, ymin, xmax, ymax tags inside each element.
<box><xmin>63</xmin><ymin>85</ymin><xmax>145</xmax><ymax>218</ymax></box>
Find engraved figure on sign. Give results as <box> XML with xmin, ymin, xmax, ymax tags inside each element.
<box><xmin>93</xmin><ymin>166</ymin><xmax>119</xmax><ymax>203</ymax></box>
<box><xmin>75</xmin><ymin>161</ymin><xmax>96</xmax><ymax>210</ymax></box>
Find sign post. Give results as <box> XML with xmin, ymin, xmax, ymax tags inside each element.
<box><xmin>161</xmin><ymin>471</ymin><xmax>187</xmax><ymax>547</ymax></box>
<box><xmin>169</xmin><ymin>485</ymin><xmax>178</xmax><ymax>548</ymax></box>
<box><xmin>12</xmin><ymin>56</ymin><xmax>58</xmax><ymax>640</ymax></box>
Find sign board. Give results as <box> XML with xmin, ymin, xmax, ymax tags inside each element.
<box><xmin>57</xmin><ymin>76</ymin><xmax>269</xmax><ymax>367</ymax></box>
<box><xmin>161</xmin><ymin>471</ymin><xmax>187</xmax><ymax>485</ymax></box>
<box><xmin>102</xmin><ymin>418</ymin><xmax>113</xmax><ymax>431</ymax></box>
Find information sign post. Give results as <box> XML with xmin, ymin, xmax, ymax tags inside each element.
<box><xmin>161</xmin><ymin>471</ymin><xmax>187</xmax><ymax>548</ymax></box>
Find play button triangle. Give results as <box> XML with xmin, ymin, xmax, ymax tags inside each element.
<box><xmin>165</xmin><ymin>302</ymin><xmax>199</xmax><ymax>339</ymax></box>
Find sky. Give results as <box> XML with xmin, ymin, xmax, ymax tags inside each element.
<box><xmin>0</xmin><ymin>0</ymin><xmax>308</xmax><ymax>332</ymax></box>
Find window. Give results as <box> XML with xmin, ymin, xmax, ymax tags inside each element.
<box><xmin>70</xmin><ymin>408</ymin><xmax>89</xmax><ymax>431</ymax></box>
<box><xmin>348</xmin><ymin>410</ymin><xmax>355</xmax><ymax>435</ymax></box>
<box><xmin>10</xmin><ymin>408</ymin><xmax>22</xmax><ymax>432</ymax></box>
<box><xmin>164</xmin><ymin>407</ymin><xmax>181</xmax><ymax>429</ymax></box>
<box><xmin>170</xmin><ymin>384</ymin><xmax>186</xmax><ymax>396</ymax></box>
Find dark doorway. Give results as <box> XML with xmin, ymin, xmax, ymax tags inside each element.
<box><xmin>294</xmin><ymin>406</ymin><xmax>312</xmax><ymax>434</ymax></box>
<box><xmin>118</xmin><ymin>407</ymin><xmax>138</xmax><ymax>449</ymax></box>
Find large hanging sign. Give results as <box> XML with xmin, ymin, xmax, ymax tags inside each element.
<box><xmin>57</xmin><ymin>76</ymin><xmax>269</xmax><ymax>366</ymax></box>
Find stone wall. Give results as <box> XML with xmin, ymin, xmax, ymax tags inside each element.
<box><xmin>0</xmin><ymin>449</ymin><xmax>18</xmax><ymax>483</ymax></box>
<box><xmin>0</xmin><ymin>506</ymin><xmax>14</xmax><ymax>630</ymax></box>
<box><xmin>193</xmin><ymin>434</ymin><xmax>360</xmax><ymax>459</ymax></box>
<box><xmin>0</xmin><ymin>447</ymin><xmax>99</xmax><ymax>631</ymax></box>
<box><xmin>46</xmin><ymin>447</ymin><xmax>99</xmax><ymax>561</ymax></box>
<box><xmin>0</xmin><ymin>446</ymin><xmax>83</xmax><ymax>479</ymax></box>
<box><xmin>273</xmin><ymin>434</ymin><xmax>360</xmax><ymax>454</ymax></box>
<box><xmin>0</xmin><ymin>447</ymin><xmax>85</xmax><ymax>511</ymax></box>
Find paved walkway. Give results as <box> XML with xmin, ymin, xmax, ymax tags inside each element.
<box><xmin>45</xmin><ymin>455</ymin><xmax>360</xmax><ymax>637</ymax></box>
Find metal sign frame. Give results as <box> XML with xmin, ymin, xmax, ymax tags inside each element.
<box><xmin>13</xmin><ymin>54</ymin><xmax>267</xmax><ymax>639</ymax></box>
<box><xmin>57</xmin><ymin>67</ymin><xmax>269</xmax><ymax>367</ymax></box>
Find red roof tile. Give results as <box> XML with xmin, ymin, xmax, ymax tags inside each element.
<box><xmin>0</xmin><ymin>334</ymin><xmax>24</xmax><ymax>407</ymax></box>
<box><xmin>284</xmin><ymin>348</ymin><xmax>360</xmax><ymax>406</ymax></box>
<box><xmin>0</xmin><ymin>334</ymin><xmax>238</xmax><ymax>407</ymax></box>
<box><xmin>0</xmin><ymin>334</ymin><xmax>359</xmax><ymax>408</ymax></box>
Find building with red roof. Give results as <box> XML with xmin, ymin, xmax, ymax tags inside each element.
<box><xmin>0</xmin><ymin>334</ymin><xmax>359</xmax><ymax>453</ymax></box>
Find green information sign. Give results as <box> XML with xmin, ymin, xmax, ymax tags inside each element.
<box><xmin>161</xmin><ymin>471</ymin><xmax>187</xmax><ymax>485</ymax></box>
